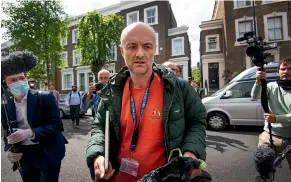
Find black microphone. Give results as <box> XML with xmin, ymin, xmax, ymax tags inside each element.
<box><xmin>1</xmin><ymin>51</ymin><xmax>37</xmax><ymax>78</ymax></box>
<box><xmin>254</xmin><ymin>145</ymin><xmax>276</xmax><ymax>181</ymax></box>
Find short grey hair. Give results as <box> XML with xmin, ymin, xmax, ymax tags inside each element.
<box><xmin>120</xmin><ymin>22</ymin><xmax>156</xmax><ymax>45</ymax></box>
<box><xmin>98</xmin><ymin>69</ymin><xmax>110</xmax><ymax>79</ymax></box>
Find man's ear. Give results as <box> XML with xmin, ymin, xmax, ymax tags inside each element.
<box><xmin>120</xmin><ymin>45</ymin><xmax>124</xmax><ymax>58</ymax></box>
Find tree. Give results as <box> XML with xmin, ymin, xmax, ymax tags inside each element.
<box><xmin>77</xmin><ymin>11</ymin><xmax>124</xmax><ymax>78</ymax></box>
<box><xmin>2</xmin><ymin>0</ymin><xmax>68</xmax><ymax>85</ymax></box>
<box><xmin>192</xmin><ymin>69</ymin><xmax>201</xmax><ymax>85</ymax></box>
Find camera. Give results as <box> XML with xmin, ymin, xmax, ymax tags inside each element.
<box><xmin>237</xmin><ymin>31</ymin><xmax>277</xmax><ymax>67</ymax></box>
<box><xmin>92</xmin><ymin>82</ymin><xmax>105</xmax><ymax>94</ymax></box>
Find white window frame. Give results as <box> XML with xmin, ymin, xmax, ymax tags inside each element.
<box><xmin>263</xmin><ymin>12</ymin><xmax>289</xmax><ymax>42</ymax></box>
<box><xmin>73</xmin><ymin>49</ymin><xmax>81</xmax><ymax>66</ymax></box>
<box><xmin>61</xmin><ymin>68</ymin><xmax>74</xmax><ymax>90</ymax></box>
<box><xmin>155</xmin><ymin>33</ymin><xmax>159</xmax><ymax>55</ymax></box>
<box><xmin>233</xmin><ymin>0</ymin><xmax>252</xmax><ymax>9</ymax></box>
<box><xmin>171</xmin><ymin>37</ymin><xmax>185</xmax><ymax>56</ymax></box>
<box><xmin>62</xmin><ymin>51</ymin><xmax>68</xmax><ymax>67</ymax></box>
<box><xmin>109</xmin><ymin>45</ymin><xmax>117</xmax><ymax>61</ymax></box>
<box><xmin>235</xmin><ymin>16</ymin><xmax>258</xmax><ymax>46</ymax></box>
<box><xmin>144</xmin><ymin>6</ymin><xmax>158</xmax><ymax>25</ymax></box>
<box><xmin>126</xmin><ymin>11</ymin><xmax>139</xmax><ymax>26</ymax></box>
<box><xmin>72</xmin><ymin>28</ymin><xmax>78</xmax><ymax>44</ymax></box>
<box><xmin>205</xmin><ymin>34</ymin><xmax>220</xmax><ymax>52</ymax></box>
<box><xmin>60</xmin><ymin>36</ymin><xmax>67</xmax><ymax>46</ymax></box>
<box><xmin>261</xmin><ymin>0</ymin><xmax>281</xmax><ymax>5</ymax></box>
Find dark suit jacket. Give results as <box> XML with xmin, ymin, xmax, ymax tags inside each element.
<box><xmin>1</xmin><ymin>89</ymin><xmax>67</xmax><ymax>165</ymax></box>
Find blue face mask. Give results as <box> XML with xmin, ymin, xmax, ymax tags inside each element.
<box><xmin>8</xmin><ymin>81</ymin><xmax>30</xmax><ymax>96</ymax></box>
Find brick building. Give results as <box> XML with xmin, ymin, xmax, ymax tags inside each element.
<box><xmin>58</xmin><ymin>0</ymin><xmax>191</xmax><ymax>92</ymax></box>
<box><xmin>199</xmin><ymin>0</ymin><xmax>291</xmax><ymax>92</ymax></box>
<box><xmin>1</xmin><ymin>0</ymin><xmax>192</xmax><ymax>93</ymax></box>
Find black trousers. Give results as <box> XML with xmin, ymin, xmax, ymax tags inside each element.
<box><xmin>70</xmin><ymin>104</ymin><xmax>80</xmax><ymax>126</ymax></box>
<box><xmin>19</xmin><ymin>145</ymin><xmax>61</xmax><ymax>182</ymax></box>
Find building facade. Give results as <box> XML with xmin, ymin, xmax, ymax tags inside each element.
<box><xmin>1</xmin><ymin>0</ymin><xmax>192</xmax><ymax>93</ymax></box>
<box><xmin>58</xmin><ymin>0</ymin><xmax>191</xmax><ymax>92</ymax></box>
<box><xmin>199</xmin><ymin>0</ymin><xmax>291</xmax><ymax>92</ymax></box>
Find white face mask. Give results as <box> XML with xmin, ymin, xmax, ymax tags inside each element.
<box><xmin>8</xmin><ymin>81</ymin><xmax>29</xmax><ymax>96</ymax></box>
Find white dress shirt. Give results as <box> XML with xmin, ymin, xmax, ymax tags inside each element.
<box><xmin>14</xmin><ymin>93</ymin><xmax>36</xmax><ymax>145</ymax></box>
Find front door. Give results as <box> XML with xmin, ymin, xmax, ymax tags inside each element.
<box><xmin>208</xmin><ymin>63</ymin><xmax>219</xmax><ymax>90</ymax></box>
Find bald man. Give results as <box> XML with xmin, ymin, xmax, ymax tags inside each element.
<box><xmin>163</xmin><ymin>61</ymin><xmax>182</xmax><ymax>77</ymax></box>
<box><xmin>86</xmin><ymin>22</ymin><xmax>208</xmax><ymax>182</ymax></box>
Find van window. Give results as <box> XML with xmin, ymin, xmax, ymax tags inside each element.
<box><xmin>228</xmin><ymin>81</ymin><xmax>255</xmax><ymax>98</ymax></box>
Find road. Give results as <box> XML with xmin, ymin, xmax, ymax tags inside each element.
<box><xmin>2</xmin><ymin>116</ymin><xmax>290</xmax><ymax>182</ymax></box>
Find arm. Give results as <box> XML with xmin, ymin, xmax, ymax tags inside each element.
<box><xmin>65</xmin><ymin>93</ymin><xmax>70</xmax><ymax>105</ymax></box>
<box><xmin>1</xmin><ymin>105</ymin><xmax>10</xmax><ymax>152</ymax></box>
<box><xmin>251</xmin><ymin>82</ymin><xmax>262</xmax><ymax>100</ymax></box>
<box><xmin>81</xmin><ymin>93</ymin><xmax>98</xmax><ymax>110</ymax></box>
<box><xmin>181</xmin><ymin>82</ymin><xmax>207</xmax><ymax>161</ymax></box>
<box><xmin>86</xmin><ymin>100</ymin><xmax>106</xmax><ymax>167</ymax></box>
<box><xmin>57</xmin><ymin>91</ymin><xmax>60</xmax><ymax>103</ymax></box>
<box><xmin>276</xmin><ymin>113</ymin><xmax>291</xmax><ymax>123</ymax></box>
<box><xmin>32</xmin><ymin>93</ymin><xmax>64</xmax><ymax>142</ymax></box>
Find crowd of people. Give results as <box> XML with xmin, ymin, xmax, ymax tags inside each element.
<box><xmin>1</xmin><ymin>21</ymin><xmax>290</xmax><ymax>182</ymax></box>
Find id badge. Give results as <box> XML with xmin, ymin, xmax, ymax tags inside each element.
<box><xmin>120</xmin><ymin>158</ymin><xmax>139</xmax><ymax>177</ymax></box>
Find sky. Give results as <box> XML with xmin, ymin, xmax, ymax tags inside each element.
<box><xmin>61</xmin><ymin>0</ymin><xmax>215</xmax><ymax>67</ymax></box>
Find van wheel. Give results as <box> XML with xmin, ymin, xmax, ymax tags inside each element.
<box><xmin>207</xmin><ymin>113</ymin><xmax>228</xmax><ymax>131</ymax></box>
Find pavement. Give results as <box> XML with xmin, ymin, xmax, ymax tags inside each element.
<box><xmin>1</xmin><ymin>116</ymin><xmax>291</xmax><ymax>182</ymax></box>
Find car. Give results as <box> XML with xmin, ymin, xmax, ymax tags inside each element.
<box><xmin>59</xmin><ymin>92</ymin><xmax>87</xmax><ymax>119</ymax></box>
<box><xmin>202</xmin><ymin>62</ymin><xmax>279</xmax><ymax>131</ymax></box>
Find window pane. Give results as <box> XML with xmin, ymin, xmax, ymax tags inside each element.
<box><xmin>267</xmin><ymin>18</ymin><xmax>274</xmax><ymax>29</ymax></box>
<box><xmin>274</xmin><ymin>29</ymin><xmax>282</xmax><ymax>40</ymax></box>
<box><xmin>268</xmin><ymin>29</ymin><xmax>275</xmax><ymax>40</ymax></box>
<box><xmin>274</xmin><ymin>17</ymin><xmax>282</xmax><ymax>28</ymax></box>
<box><xmin>237</xmin><ymin>1</ymin><xmax>244</xmax><ymax>7</ymax></box>
<box><xmin>229</xmin><ymin>81</ymin><xmax>255</xmax><ymax>98</ymax></box>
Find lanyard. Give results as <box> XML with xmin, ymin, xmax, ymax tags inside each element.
<box><xmin>129</xmin><ymin>72</ymin><xmax>154</xmax><ymax>151</ymax></box>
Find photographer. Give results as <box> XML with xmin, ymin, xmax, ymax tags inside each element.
<box><xmin>251</xmin><ymin>58</ymin><xmax>291</xmax><ymax>170</ymax></box>
<box><xmin>1</xmin><ymin>51</ymin><xmax>67</xmax><ymax>182</ymax></box>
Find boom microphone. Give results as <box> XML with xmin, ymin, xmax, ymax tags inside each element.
<box><xmin>1</xmin><ymin>51</ymin><xmax>37</xmax><ymax>78</ymax></box>
<box><xmin>254</xmin><ymin>145</ymin><xmax>276</xmax><ymax>181</ymax></box>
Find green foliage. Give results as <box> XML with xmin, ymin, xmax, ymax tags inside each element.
<box><xmin>77</xmin><ymin>11</ymin><xmax>124</xmax><ymax>76</ymax></box>
<box><xmin>192</xmin><ymin>69</ymin><xmax>201</xmax><ymax>85</ymax></box>
<box><xmin>2</xmin><ymin>0</ymin><xmax>68</xmax><ymax>84</ymax></box>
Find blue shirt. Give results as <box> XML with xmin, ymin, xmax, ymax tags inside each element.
<box><xmin>66</xmin><ymin>92</ymin><xmax>81</xmax><ymax>106</ymax></box>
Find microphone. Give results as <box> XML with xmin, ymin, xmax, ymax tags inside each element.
<box><xmin>254</xmin><ymin>145</ymin><xmax>276</xmax><ymax>181</ymax></box>
<box><xmin>1</xmin><ymin>51</ymin><xmax>37</xmax><ymax>78</ymax></box>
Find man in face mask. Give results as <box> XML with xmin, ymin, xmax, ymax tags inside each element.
<box><xmin>66</xmin><ymin>85</ymin><xmax>82</xmax><ymax>128</ymax></box>
<box><xmin>1</xmin><ymin>51</ymin><xmax>67</xmax><ymax>182</ymax></box>
<box><xmin>251</xmin><ymin>58</ymin><xmax>291</xmax><ymax>170</ymax></box>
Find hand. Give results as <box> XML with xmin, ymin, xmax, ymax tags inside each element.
<box><xmin>88</xmin><ymin>84</ymin><xmax>96</xmax><ymax>95</ymax></box>
<box><xmin>6</xmin><ymin>151</ymin><xmax>23</xmax><ymax>163</ymax></box>
<box><xmin>264</xmin><ymin>112</ymin><xmax>276</xmax><ymax>123</ymax></box>
<box><xmin>94</xmin><ymin>155</ymin><xmax>115</xmax><ymax>180</ymax></box>
<box><xmin>7</xmin><ymin>129</ymin><xmax>33</xmax><ymax>144</ymax></box>
<box><xmin>66</xmin><ymin>104</ymin><xmax>70</xmax><ymax>108</ymax></box>
<box><xmin>183</xmin><ymin>152</ymin><xmax>201</xmax><ymax>179</ymax></box>
<box><xmin>256</xmin><ymin>68</ymin><xmax>266</xmax><ymax>84</ymax></box>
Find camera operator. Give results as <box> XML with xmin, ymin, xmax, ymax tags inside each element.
<box><xmin>251</xmin><ymin>58</ymin><xmax>291</xmax><ymax>170</ymax></box>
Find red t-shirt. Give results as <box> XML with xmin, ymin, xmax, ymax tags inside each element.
<box><xmin>112</xmin><ymin>73</ymin><xmax>167</xmax><ymax>182</ymax></box>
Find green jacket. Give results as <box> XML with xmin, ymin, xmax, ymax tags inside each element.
<box><xmin>86</xmin><ymin>64</ymin><xmax>207</xmax><ymax>173</ymax></box>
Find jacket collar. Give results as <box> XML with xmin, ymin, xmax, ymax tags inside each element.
<box><xmin>100</xmin><ymin>63</ymin><xmax>177</xmax><ymax>97</ymax></box>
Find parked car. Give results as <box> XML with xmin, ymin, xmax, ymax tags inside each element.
<box><xmin>59</xmin><ymin>92</ymin><xmax>87</xmax><ymax>119</ymax></box>
<box><xmin>202</xmin><ymin>62</ymin><xmax>278</xmax><ymax>131</ymax></box>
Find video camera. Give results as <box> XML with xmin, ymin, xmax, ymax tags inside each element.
<box><xmin>237</xmin><ymin>31</ymin><xmax>277</xmax><ymax>67</ymax></box>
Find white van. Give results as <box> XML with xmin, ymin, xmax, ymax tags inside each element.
<box><xmin>202</xmin><ymin>62</ymin><xmax>279</xmax><ymax>131</ymax></box>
